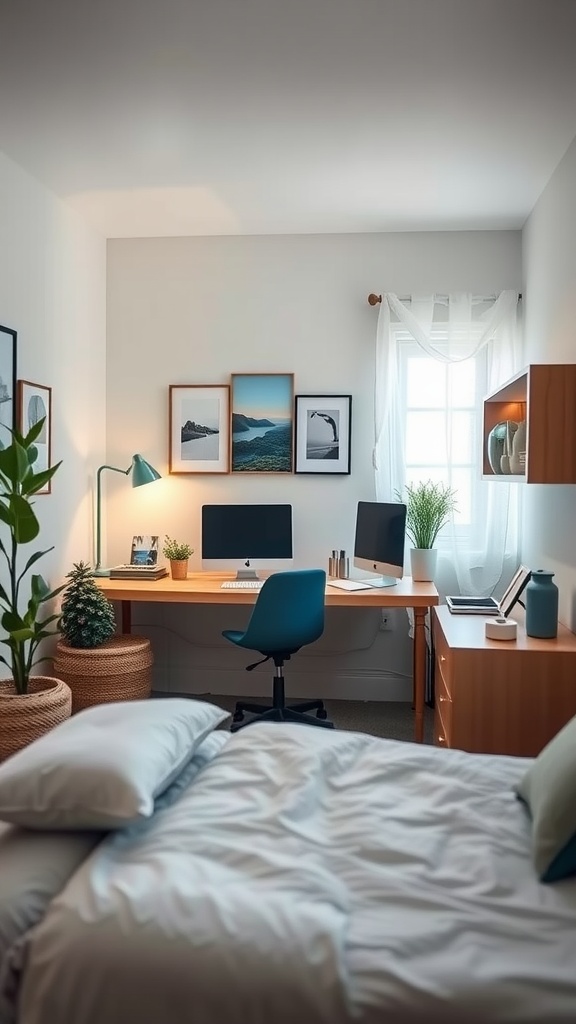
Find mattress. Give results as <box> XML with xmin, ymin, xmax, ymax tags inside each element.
<box><xmin>9</xmin><ymin>723</ymin><xmax>576</xmax><ymax>1024</ymax></box>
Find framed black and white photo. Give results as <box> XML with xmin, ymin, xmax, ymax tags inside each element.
<box><xmin>17</xmin><ymin>380</ymin><xmax>52</xmax><ymax>493</ymax></box>
<box><xmin>169</xmin><ymin>384</ymin><xmax>230</xmax><ymax>473</ymax></box>
<box><xmin>294</xmin><ymin>394</ymin><xmax>352</xmax><ymax>474</ymax></box>
<box><xmin>0</xmin><ymin>324</ymin><xmax>17</xmax><ymax>450</ymax></box>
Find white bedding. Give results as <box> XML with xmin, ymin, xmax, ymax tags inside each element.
<box><xmin>13</xmin><ymin>724</ymin><xmax>576</xmax><ymax>1024</ymax></box>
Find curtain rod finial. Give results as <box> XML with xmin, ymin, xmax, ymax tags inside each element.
<box><xmin>368</xmin><ymin>293</ymin><xmax>382</xmax><ymax>306</ymax></box>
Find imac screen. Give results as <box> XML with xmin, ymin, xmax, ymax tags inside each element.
<box><xmin>201</xmin><ymin>504</ymin><xmax>293</xmax><ymax>579</ymax></box>
<box><xmin>353</xmin><ymin>501</ymin><xmax>407</xmax><ymax>587</ymax></box>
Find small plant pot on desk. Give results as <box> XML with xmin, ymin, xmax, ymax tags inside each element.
<box><xmin>169</xmin><ymin>559</ymin><xmax>189</xmax><ymax>580</ymax></box>
<box><xmin>0</xmin><ymin>677</ymin><xmax>72</xmax><ymax>763</ymax></box>
<box><xmin>53</xmin><ymin>635</ymin><xmax>153</xmax><ymax>714</ymax></box>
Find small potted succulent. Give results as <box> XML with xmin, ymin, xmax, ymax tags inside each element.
<box><xmin>54</xmin><ymin>560</ymin><xmax>153</xmax><ymax>713</ymax></box>
<box><xmin>163</xmin><ymin>536</ymin><xmax>194</xmax><ymax>580</ymax></box>
<box><xmin>397</xmin><ymin>480</ymin><xmax>457</xmax><ymax>582</ymax></box>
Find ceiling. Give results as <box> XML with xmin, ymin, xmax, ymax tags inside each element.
<box><xmin>1</xmin><ymin>0</ymin><xmax>576</xmax><ymax>238</ymax></box>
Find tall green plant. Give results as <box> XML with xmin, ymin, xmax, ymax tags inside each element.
<box><xmin>0</xmin><ymin>420</ymin><xmax>63</xmax><ymax>694</ymax></box>
<box><xmin>397</xmin><ymin>480</ymin><xmax>457</xmax><ymax>549</ymax></box>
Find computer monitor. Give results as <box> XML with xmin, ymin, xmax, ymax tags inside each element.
<box><xmin>353</xmin><ymin>500</ymin><xmax>407</xmax><ymax>588</ymax></box>
<box><xmin>201</xmin><ymin>503</ymin><xmax>293</xmax><ymax>580</ymax></box>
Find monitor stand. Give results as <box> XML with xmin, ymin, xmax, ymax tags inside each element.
<box><xmin>235</xmin><ymin>568</ymin><xmax>260</xmax><ymax>581</ymax></box>
<box><xmin>365</xmin><ymin>576</ymin><xmax>398</xmax><ymax>588</ymax></box>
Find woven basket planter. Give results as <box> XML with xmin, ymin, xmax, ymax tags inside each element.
<box><xmin>53</xmin><ymin>634</ymin><xmax>153</xmax><ymax>714</ymax></box>
<box><xmin>0</xmin><ymin>676</ymin><xmax>72</xmax><ymax>763</ymax></box>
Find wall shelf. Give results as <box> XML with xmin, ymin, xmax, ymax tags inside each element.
<box><xmin>482</xmin><ymin>364</ymin><xmax>576</xmax><ymax>484</ymax></box>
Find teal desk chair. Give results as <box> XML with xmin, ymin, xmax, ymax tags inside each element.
<box><xmin>222</xmin><ymin>569</ymin><xmax>334</xmax><ymax>732</ymax></box>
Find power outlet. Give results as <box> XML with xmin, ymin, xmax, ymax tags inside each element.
<box><xmin>380</xmin><ymin>613</ymin><xmax>393</xmax><ymax>631</ymax></box>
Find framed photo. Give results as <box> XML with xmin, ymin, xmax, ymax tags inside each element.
<box><xmin>169</xmin><ymin>384</ymin><xmax>230</xmax><ymax>474</ymax></box>
<box><xmin>0</xmin><ymin>324</ymin><xmax>17</xmax><ymax>450</ymax></box>
<box><xmin>294</xmin><ymin>394</ymin><xmax>352</xmax><ymax>474</ymax></box>
<box><xmin>17</xmin><ymin>380</ymin><xmax>52</xmax><ymax>493</ymax></box>
<box><xmin>500</xmin><ymin>564</ymin><xmax>531</xmax><ymax>617</ymax></box>
<box><xmin>130</xmin><ymin>535</ymin><xmax>159</xmax><ymax>566</ymax></box>
<box><xmin>231</xmin><ymin>373</ymin><xmax>294</xmax><ymax>473</ymax></box>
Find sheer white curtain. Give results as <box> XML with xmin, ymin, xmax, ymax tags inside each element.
<box><xmin>373</xmin><ymin>291</ymin><xmax>522</xmax><ymax>597</ymax></box>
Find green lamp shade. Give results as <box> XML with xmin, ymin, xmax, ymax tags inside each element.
<box><xmin>131</xmin><ymin>454</ymin><xmax>161</xmax><ymax>487</ymax></box>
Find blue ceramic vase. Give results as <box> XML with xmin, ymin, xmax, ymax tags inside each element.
<box><xmin>525</xmin><ymin>570</ymin><xmax>558</xmax><ymax>639</ymax></box>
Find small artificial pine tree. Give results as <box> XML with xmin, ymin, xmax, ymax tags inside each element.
<box><xmin>59</xmin><ymin>561</ymin><xmax>117</xmax><ymax>648</ymax></box>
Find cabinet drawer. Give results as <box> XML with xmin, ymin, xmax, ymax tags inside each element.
<box><xmin>433</xmin><ymin>621</ymin><xmax>453</xmax><ymax>695</ymax></box>
<box><xmin>435</xmin><ymin>663</ymin><xmax>453</xmax><ymax>734</ymax></box>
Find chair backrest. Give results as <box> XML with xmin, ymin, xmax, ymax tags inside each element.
<box><xmin>241</xmin><ymin>569</ymin><xmax>326</xmax><ymax>654</ymax></box>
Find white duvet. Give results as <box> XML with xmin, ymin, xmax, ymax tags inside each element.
<box><xmin>14</xmin><ymin>723</ymin><xmax>576</xmax><ymax>1024</ymax></box>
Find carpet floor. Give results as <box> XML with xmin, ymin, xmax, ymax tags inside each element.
<box><xmin>192</xmin><ymin>693</ymin><xmax>435</xmax><ymax>745</ymax></box>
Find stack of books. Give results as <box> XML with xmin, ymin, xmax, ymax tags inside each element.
<box><xmin>109</xmin><ymin>564</ymin><xmax>169</xmax><ymax>581</ymax></box>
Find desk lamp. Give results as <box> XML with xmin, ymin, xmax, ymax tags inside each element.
<box><xmin>94</xmin><ymin>454</ymin><xmax>161</xmax><ymax>576</ymax></box>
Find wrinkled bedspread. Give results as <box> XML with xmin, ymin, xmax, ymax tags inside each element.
<box><xmin>13</xmin><ymin>724</ymin><xmax>576</xmax><ymax>1024</ymax></box>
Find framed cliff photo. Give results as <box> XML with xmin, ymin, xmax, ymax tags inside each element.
<box><xmin>169</xmin><ymin>384</ymin><xmax>230</xmax><ymax>474</ymax></box>
<box><xmin>294</xmin><ymin>394</ymin><xmax>352</xmax><ymax>474</ymax></box>
<box><xmin>17</xmin><ymin>379</ymin><xmax>52</xmax><ymax>492</ymax></box>
<box><xmin>0</xmin><ymin>324</ymin><xmax>17</xmax><ymax>450</ymax></box>
<box><xmin>231</xmin><ymin>373</ymin><xmax>294</xmax><ymax>473</ymax></box>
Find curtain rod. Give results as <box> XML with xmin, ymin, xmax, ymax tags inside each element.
<box><xmin>368</xmin><ymin>292</ymin><xmax>522</xmax><ymax>305</ymax></box>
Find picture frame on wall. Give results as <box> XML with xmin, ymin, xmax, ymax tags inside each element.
<box><xmin>294</xmin><ymin>394</ymin><xmax>352</xmax><ymax>474</ymax></box>
<box><xmin>231</xmin><ymin>373</ymin><xmax>294</xmax><ymax>473</ymax></box>
<box><xmin>0</xmin><ymin>324</ymin><xmax>17</xmax><ymax>450</ymax></box>
<box><xmin>17</xmin><ymin>380</ymin><xmax>52</xmax><ymax>493</ymax></box>
<box><xmin>169</xmin><ymin>384</ymin><xmax>230</xmax><ymax>474</ymax></box>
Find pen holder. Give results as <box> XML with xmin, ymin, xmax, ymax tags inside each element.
<box><xmin>328</xmin><ymin>557</ymin><xmax>337</xmax><ymax>578</ymax></box>
<box><xmin>337</xmin><ymin>558</ymin><xmax>349</xmax><ymax>579</ymax></box>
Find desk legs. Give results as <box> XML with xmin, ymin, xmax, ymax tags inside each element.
<box><xmin>121</xmin><ymin>601</ymin><xmax>132</xmax><ymax>635</ymax></box>
<box><xmin>412</xmin><ymin>607</ymin><xmax>427</xmax><ymax>743</ymax></box>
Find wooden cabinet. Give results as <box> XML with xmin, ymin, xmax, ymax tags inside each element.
<box><xmin>482</xmin><ymin>363</ymin><xmax>576</xmax><ymax>483</ymax></box>
<box><xmin>432</xmin><ymin>605</ymin><xmax>576</xmax><ymax>756</ymax></box>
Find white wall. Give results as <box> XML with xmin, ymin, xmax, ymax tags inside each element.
<box><xmin>106</xmin><ymin>231</ymin><xmax>521</xmax><ymax>699</ymax></box>
<box><xmin>522</xmin><ymin>136</ymin><xmax>576</xmax><ymax>630</ymax></box>
<box><xmin>0</xmin><ymin>149</ymin><xmax>107</xmax><ymax>668</ymax></box>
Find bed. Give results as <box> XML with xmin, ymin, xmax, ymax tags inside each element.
<box><xmin>0</xmin><ymin>702</ymin><xmax>575</xmax><ymax>1024</ymax></box>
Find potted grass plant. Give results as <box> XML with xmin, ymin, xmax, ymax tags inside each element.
<box><xmin>0</xmin><ymin>420</ymin><xmax>71</xmax><ymax>761</ymax></box>
<box><xmin>397</xmin><ymin>480</ymin><xmax>457</xmax><ymax>582</ymax></box>
<box><xmin>163</xmin><ymin>536</ymin><xmax>193</xmax><ymax>580</ymax></box>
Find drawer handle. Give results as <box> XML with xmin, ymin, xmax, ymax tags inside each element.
<box><xmin>439</xmin><ymin>693</ymin><xmax>450</xmax><ymax>703</ymax></box>
<box><xmin>439</xmin><ymin>654</ymin><xmax>446</xmax><ymax>664</ymax></box>
<box><xmin>437</xmin><ymin>733</ymin><xmax>446</xmax><ymax>745</ymax></box>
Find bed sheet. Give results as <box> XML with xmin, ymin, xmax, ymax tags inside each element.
<box><xmin>11</xmin><ymin>723</ymin><xmax>576</xmax><ymax>1024</ymax></box>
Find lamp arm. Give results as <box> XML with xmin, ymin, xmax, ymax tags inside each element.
<box><xmin>95</xmin><ymin>464</ymin><xmax>131</xmax><ymax>572</ymax></box>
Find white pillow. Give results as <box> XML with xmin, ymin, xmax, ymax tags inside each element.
<box><xmin>0</xmin><ymin>698</ymin><xmax>229</xmax><ymax>830</ymax></box>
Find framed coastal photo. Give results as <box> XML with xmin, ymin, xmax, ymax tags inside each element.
<box><xmin>130</xmin><ymin>535</ymin><xmax>159</xmax><ymax>566</ymax></box>
<box><xmin>231</xmin><ymin>373</ymin><xmax>294</xmax><ymax>473</ymax></box>
<box><xmin>0</xmin><ymin>324</ymin><xmax>17</xmax><ymax>450</ymax></box>
<box><xmin>17</xmin><ymin>380</ymin><xmax>52</xmax><ymax>492</ymax></box>
<box><xmin>169</xmin><ymin>384</ymin><xmax>230</xmax><ymax>474</ymax></box>
<box><xmin>294</xmin><ymin>394</ymin><xmax>352</xmax><ymax>474</ymax></box>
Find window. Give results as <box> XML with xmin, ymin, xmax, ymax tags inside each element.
<box><xmin>397</xmin><ymin>330</ymin><xmax>489</xmax><ymax>550</ymax></box>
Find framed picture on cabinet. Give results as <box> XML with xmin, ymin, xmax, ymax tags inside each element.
<box><xmin>169</xmin><ymin>384</ymin><xmax>230</xmax><ymax>474</ymax></box>
<box><xmin>230</xmin><ymin>373</ymin><xmax>294</xmax><ymax>473</ymax></box>
<box><xmin>294</xmin><ymin>394</ymin><xmax>352</xmax><ymax>474</ymax></box>
<box><xmin>17</xmin><ymin>380</ymin><xmax>52</xmax><ymax>493</ymax></box>
<box><xmin>0</xmin><ymin>324</ymin><xmax>17</xmax><ymax>450</ymax></box>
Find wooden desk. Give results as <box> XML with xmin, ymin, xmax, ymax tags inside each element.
<box><xmin>97</xmin><ymin>573</ymin><xmax>439</xmax><ymax>743</ymax></box>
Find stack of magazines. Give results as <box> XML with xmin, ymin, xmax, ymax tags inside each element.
<box><xmin>109</xmin><ymin>564</ymin><xmax>168</xmax><ymax>580</ymax></box>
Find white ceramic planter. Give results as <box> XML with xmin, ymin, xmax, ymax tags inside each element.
<box><xmin>410</xmin><ymin>548</ymin><xmax>438</xmax><ymax>582</ymax></box>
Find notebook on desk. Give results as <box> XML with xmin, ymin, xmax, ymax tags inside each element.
<box><xmin>327</xmin><ymin>579</ymin><xmax>373</xmax><ymax>592</ymax></box>
<box><xmin>446</xmin><ymin>566</ymin><xmax>531</xmax><ymax>616</ymax></box>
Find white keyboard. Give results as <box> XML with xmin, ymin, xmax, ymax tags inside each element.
<box><xmin>221</xmin><ymin>580</ymin><xmax>264</xmax><ymax>590</ymax></box>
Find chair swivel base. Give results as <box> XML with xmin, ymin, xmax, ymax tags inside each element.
<box><xmin>231</xmin><ymin>704</ymin><xmax>334</xmax><ymax>733</ymax></box>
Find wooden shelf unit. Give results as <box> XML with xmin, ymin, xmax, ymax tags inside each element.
<box><xmin>432</xmin><ymin>605</ymin><xmax>576</xmax><ymax>757</ymax></box>
<box><xmin>482</xmin><ymin>363</ymin><xmax>576</xmax><ymax>483</ymax></box>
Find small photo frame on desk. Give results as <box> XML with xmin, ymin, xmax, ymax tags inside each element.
<box><xmin>294</xmin><ymin>394</ymin><xmax>351</xmax><ymax>474</ymax></box>
<box><xmin>130</xmin><ymin>535</ymin><xmax>159</xmax><ymax>566</ymax></box>
<box><xmin>17</xmin><ymin>380</ymin><xmax>52</xmax><ymax>493</ymax></box>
